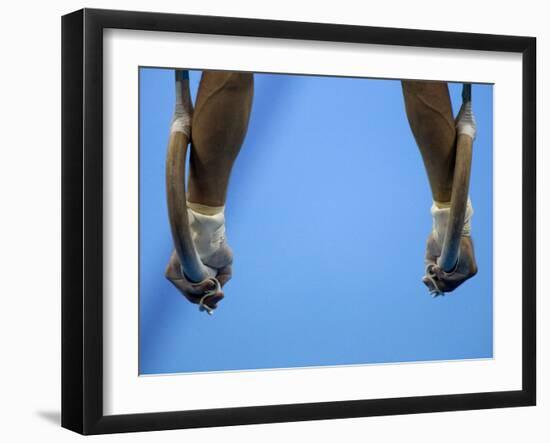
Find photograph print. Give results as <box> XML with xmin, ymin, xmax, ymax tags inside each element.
<box><xmin>139</xmin><ymin>67</ymin><xmax>493</xmax><ymax>375</ymax></box>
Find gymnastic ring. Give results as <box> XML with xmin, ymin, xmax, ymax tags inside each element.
<box><xmin>198</xmin><ymin>278</ymin><xmax>221</xmax><ymax>315</ymax></box>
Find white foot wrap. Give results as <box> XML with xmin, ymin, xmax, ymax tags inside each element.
<box><xmin>187</xmin><ymin>205</ymin><xmax>227</xmax><ymax>264</ymax></box>
<box><xmin>431</xmin><ymin>198</ymin><xmax>473</xmax><ymax>246</ymax></box>
<box><xmin>171</xmin><ymin>73</ymin><xmax>193</xmax><ymax>136</ymax></box>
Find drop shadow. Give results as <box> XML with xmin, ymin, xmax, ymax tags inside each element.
<box><xmin>36</xmin><ymin>410</ymin><xmax>61</xmax><ymax>426</ymax></box>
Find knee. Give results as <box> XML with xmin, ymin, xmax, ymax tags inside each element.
<box><xmin>402</xmin><ymin>80</ymin><xmax>424</xmax><ymax>96</ymax></box>
<box><xmin>402</xmin><ymin>80</ymin><xmax>448</xmax><ymax>101</ymax></box>
<box><xmin>220</xmin><ymin>72</ymin><xmax>254</xmax><ymax>93</ymax></box>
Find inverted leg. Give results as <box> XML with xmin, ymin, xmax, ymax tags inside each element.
<box><xmin>402</xmin><ymin>80</ymin><xmax>477</xmax><ymax>293</ymax></box>
<box><xmin>165</xmin><ymin>71</ymin><xmax>254</xmax><ymax>311</ymax></box>
<box><xmin>188</xmin><ymin>71</ymin><xmax>254</xmax><ymax>207</ymax></box>
<box><xmin>402</xmin><ymin>80</ymin><xmax>456</xmax><ymax>204</ymax></box>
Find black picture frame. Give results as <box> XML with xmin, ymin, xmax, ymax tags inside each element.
<box><xmin>62</xmin><ymin>8</ymin><xmax>536</xmax><ymax>435</ymax></box>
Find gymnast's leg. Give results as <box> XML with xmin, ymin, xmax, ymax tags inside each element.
<box><xmin>402</xmin><ymin>80</ymin><xmax>477</xmax><ymax>292</ymax></box>
<box><xmin>165</xmin><ymin>71</ymin><xmax>254</xmax><ymax>305</ymax></box>
<box><xmin>188</xmin><ymin>71</ymin><xmax>254</xmax><ymax>207</ymax></box>
<box><xmin>186</xmin><ymin>71</ymin><xmax>253</xmax><ymax>271</ymax></box>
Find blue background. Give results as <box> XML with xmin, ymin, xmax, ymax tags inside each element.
<box><xmin>139</xmin><ymin>68</ymin><xmax>493</xmax><ymax>375</ymax></box>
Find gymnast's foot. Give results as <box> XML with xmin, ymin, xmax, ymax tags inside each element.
<box><xmin>423</xmin><ymin>234</ymin><xmax>478</xmax><ymax>294</ymax></box>
<box><xmin>165</xmin><ymin>203</ymin><xmax>233</xmax><ymax>310</ymax></box>
<box><xmin>422</xmin><ymin>199</ymin><xmax>478</xmax><ymax>295</ymax></box>
<box><xmin>187</xmin><ymin>201</ymin><xmax>233</xmax><ymax>270</ymax></box>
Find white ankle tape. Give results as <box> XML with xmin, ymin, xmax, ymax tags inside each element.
<box><xmin>431</xmin><ymin>198</ymin><xmax>473</xmax><ymax>245</ymax></box>
<box><xmin>187</xmin><ymin>206</ymin><xmax>226</xmax><ymax>262</ymax></box>
<box><xmin>187</xmin><ymin>201</ymin><xmax>224</xmax><ymax>216</ymax></box>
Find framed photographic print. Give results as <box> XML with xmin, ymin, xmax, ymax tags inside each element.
<box><xmin>61</xmin><ymin>8</ymin><xmax>536</xmax><ymax>435</ymax></box>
